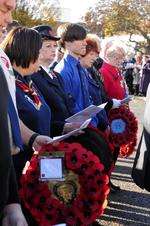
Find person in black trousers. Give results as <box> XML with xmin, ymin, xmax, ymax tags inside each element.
<box><xmin>0</xmin><ymin>67</ymin><xmax>12</xmax><ymax>213</ymax></box>
<box><xmin>0</xmin><ymin>1</ymin><xmax>28</xmax><ymax>225</ymax></box>
<box><xmin>0</xmin><ymin>65</ymin><xmax>27</xmax><ymax>225</ymax></box>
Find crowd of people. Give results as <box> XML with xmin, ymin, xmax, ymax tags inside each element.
<box><xmin>123</xmin><ymin>48</ymin><xmax>150</xmax><ymax>96</ymax></box>
<box><xmin>0</xmin><ymin>0</ymin><xmax>150</xmax><ymax>226</ymax></box>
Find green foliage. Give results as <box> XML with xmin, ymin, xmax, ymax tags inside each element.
<box><xmin>84</xmin><ymin>0</ymin><xmax>150</xmax><ymax>46</ymax></box>
<box><xmin>13</xmin><ymin>0</ymin><xmax>60</xmax><ymax>28</ymax></box>
<box><xmin>12</xmin><ymin>8</ymin><xmax>57</xmax><ymax>28</ymax></box>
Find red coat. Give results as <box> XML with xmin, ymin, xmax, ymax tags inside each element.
<box><xmin>100</xmin><ymin>62</ymin><xmax>126</xmax><ymax>99</ymax></box>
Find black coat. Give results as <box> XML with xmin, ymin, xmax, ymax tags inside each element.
<box><xmin>132</xmin><ymin>128</ymin><xmax>150</xmax><ymax>192</ymax></box>
<box><xmin>0</xmin><ymin>67</ymin><xmax>19</xmax><ymax>213</ymax></box>
<box><xmin>31</xmin><ymin>67</ymin><xmax>74</xmax><ymax>137</ymax></box>
<box><xmin>88</xmin><ymin>66</ymin><xmax>108</xmax><ymax>104</ymax></box>
<box><xmin>139</xmin><ymin>60</ymin><xmax>150</xmax><ymax>96</ymax></box>
<box><xmin>87</xmin><ymin>66</ymin><xmax>113</xmax><ymax>131</ymax></box>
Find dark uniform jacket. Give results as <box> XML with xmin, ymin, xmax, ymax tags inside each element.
<box><xmin>15</xmin><ymin>71</ymin><xmax>51</xmax><ymax>136</ymax></box>
<box><xmin>31</xmin><ymin>67</ymin><xmax>74</xmax><ymax>137</ymax></box>
<box><xmin>87</xmin><ymin>66</ymin><xmax>114</xmax><ymax>131</ymax></box>
<box><xmin>13</xmin><ymin>70</ymin><xmax>51</xmax><ymax>182</ymax></box>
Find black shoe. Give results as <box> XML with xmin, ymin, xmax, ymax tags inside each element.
<box><xmin>110</xmin><ymin>181</ymin><xmax>121</xmax><ymax>192</ymax></box>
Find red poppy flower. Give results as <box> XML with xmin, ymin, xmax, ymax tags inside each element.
<box><xmin>20</xmin><ymin>142</ymin><xmax>110</xmax><ymax>225</ymax></box>
<box><xmin>109</xmin><ymin>106</ymin><xmax>138</xmax><ymax>157</ymax></box>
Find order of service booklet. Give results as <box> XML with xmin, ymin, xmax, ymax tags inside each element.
<box><xmin>50</xmin><ymin>96</ymin><xmax>132</xmax><ymax>144</ymax></box>
<box><xmin>51</xmin><ymin>118</ymin><xmax>92</xmax><ymax>143</ymax></box>
<box><xmin>65</xmin><ymin>103</ymin><xmax>106</xmax><ymax>123</ymax></box>
<box><xmin>49</xmin><ymin>103</ymin><xmax>106</xmax><ymax>143</ymax></box>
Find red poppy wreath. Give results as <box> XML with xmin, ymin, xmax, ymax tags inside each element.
<box><xmin>108</xmin><ymin>106</ymin><xmax>138</xmax><ymax>157</ymax></box>
<box><xmin>19</xmin><ymin>142</ymin><xmax>110</xmax><ymax>226</ymax></box>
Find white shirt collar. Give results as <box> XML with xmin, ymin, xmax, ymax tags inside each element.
<box><xmin>41</xmin><ymin>65</ymin><xmax>53</xmax><ymax>79</ymax></box>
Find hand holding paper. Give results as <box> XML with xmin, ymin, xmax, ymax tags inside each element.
<box><xmin>51</xmin><ymin>118</ymin><xmax>91</xmax><ymax>143</ymax></box>
<box><xmin>63</xmin><ymin>122</ymin><xmax>85</xmax><ymax>134</ymax></box>
<box><xmin>112</xmin><ymin>96</ymin><xmax>133</xmax><ymax>109</ymax></box>
<box><xmin>120</xmin><ymin>96</ymin><xmax>133</xmax><ymax>105</ymax></box>
<box><xmin>112</xmin><ymin>99</ymin><xmax>121</xmax><ymax>109</ymax></box>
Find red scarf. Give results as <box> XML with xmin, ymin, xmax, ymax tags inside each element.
<box><xmin>16</xmin><ymin>79</ymin><xmax>42</xmax><ymax>110</ymax></box>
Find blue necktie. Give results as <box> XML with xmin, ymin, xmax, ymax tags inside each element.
<box><xmin>8</xmin><ymin>94</ymin><xmax>23</xmax><ymax>149</ymax></box>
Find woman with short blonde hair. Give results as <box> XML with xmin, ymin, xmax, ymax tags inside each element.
<box><xmin>100</xmin><ymin>41</ymin><xmax>127</xmax><ymax>99</ymax></box>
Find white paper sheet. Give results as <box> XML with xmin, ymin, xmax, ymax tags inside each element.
<box><xmin>65</xmin><ymin>103</ymin><xmax>106</xmax><ymax>123</ymax></box>
<box><xmin>40</xmin><ymin>158</ymin><xmax>63</xmax><ymax>179</ymax></box>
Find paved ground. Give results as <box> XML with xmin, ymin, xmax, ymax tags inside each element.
<box><xmin>98</xmin><ymin>96</ymin><xmax>150</xmax><ymax>226</ymax></box>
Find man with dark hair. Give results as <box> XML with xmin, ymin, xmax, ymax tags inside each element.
<box><xmin>57</xmin><ymin>23</ymin><xmax>87</xmax><ymax>47</ymax></box>
<box><xmin>55</xmin><ymin>24</ymin><xmax>95</xmax><ymax>117</ymax></box>
<box><xmin>54</xmin><ymin>23</ymin><xmax>108</xmax><ymax>226</ymax></box>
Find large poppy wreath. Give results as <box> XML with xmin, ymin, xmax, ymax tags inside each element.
<box><xmin>108</xmin><ymin>106</ymin><xmax>138</xmax><ymax>157</ymax></box>
<box><xmin>19</xmin><ymin>142</ymin><xmax>110</xmax><ymax>226</ymax></box>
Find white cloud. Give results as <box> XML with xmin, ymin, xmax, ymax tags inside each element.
<box><xmin>59</xmin><ymin>0</ymin><xmax>98</xmax><ymax>22</ymax></box>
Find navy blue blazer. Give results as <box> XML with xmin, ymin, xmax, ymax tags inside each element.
<box><xmin>15</xmin><ymin>71</ymin><xmax>51</xmax><ymax>136</ymax></box>
<box><xmin>31</xmin><ymin>67</ymin><xmax>74</xmax><ymax>137</ymax></box>
<box><xmin>13</xmin><ymin>70</ymin><xmax>51</xmax><ymax>183</ymax></box>
<box><xmin>86</xmin><ymin>71</ymin><xmax>110</xmax><ymax>131</ymax></box>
